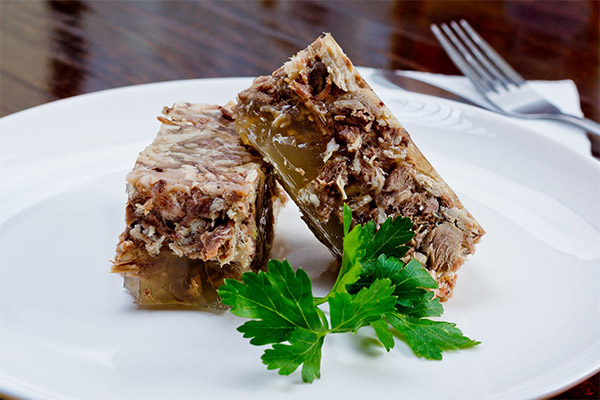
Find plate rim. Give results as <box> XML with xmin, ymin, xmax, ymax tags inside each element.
<box><xmin>1</xmin><ymin>70</ymin><xmax>598</xmax><ymax>171</ymax></box>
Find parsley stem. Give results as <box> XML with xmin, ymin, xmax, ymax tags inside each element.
<box><xmin>313</xmin><ymin>296</ymin><xmax>328</xmax><ymax>306</ymax></box>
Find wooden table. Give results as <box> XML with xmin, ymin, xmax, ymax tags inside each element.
<box><xmin>1</xmin><ymin>1</ymin><xmax>598</xmax><ymax>398</ymax></box>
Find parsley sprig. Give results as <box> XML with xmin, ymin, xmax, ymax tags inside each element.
<box><xmin>218</xmin><ymin>205</ymin><xmax>479</xmax><ymax>383</ymax></box>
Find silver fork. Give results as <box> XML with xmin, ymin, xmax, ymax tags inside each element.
<box><xmin>431</xmin><ymin>20</ymin><xmax>600</xmax><ymax>139</ymax></box>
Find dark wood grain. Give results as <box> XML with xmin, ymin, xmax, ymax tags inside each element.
<box><xmin>0</xmin><ymin>1</ymin><xmax>598</xmax><ymax>398</ymax></box>
<box><xmin>1</xmin><ymin>0</ymin><xmax>598</xmax><ymax>120</ymax></box>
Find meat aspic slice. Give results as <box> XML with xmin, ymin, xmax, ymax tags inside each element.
<box><xmin>234</xmin><ymin>34</ymin><xmax>485</xmax><ymax>300</ymax></box>
<box><xmin>112</xmin><ymin>103</ymin><xmax>284</xmax><ymax>307</ymax></box>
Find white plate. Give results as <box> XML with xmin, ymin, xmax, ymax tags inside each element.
<box><xmin>1</xmin><ymin>69</ymin><xmax>599</xmax><ymax>400</ymax></box>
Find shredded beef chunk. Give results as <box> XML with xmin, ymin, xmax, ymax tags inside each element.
<box><xmin>112</xmin><ymin>103</ymin><xmax>284</xmax><ymax>307</ymax></box>
<box><xmin>235</xmin><ymin>34</ymin><xmax>485</xmax><ymax>300</ymax></box>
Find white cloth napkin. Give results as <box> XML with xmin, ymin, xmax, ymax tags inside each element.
<box><xmin>398</xmin><ymin>70</ymin><xmax>591</xmax><ymax>156</ymax></box>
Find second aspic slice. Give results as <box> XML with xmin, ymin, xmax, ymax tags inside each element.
<box><xmin>234</xmin><ymin>34</ymin><xmax>485</xmax><ymax>300</ymax></box>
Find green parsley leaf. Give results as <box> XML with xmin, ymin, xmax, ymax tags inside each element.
<box><xmin>348</xmin><ymin>255</ymin><xmax>443</xmax><ymax>318</ymax></box>
<box><xmin>387</xmin><ymin>313</ymin><xmax>480</xmax><ymax>360</ymax></box>
<box><xmin>219</xmin><ymin>259</ymin><xmax>327</xmax><ymax>382</ymax></box>
<box><xmin>370</xmin><ymin>319</ymin><xmax>395</xmax><ymax>352</ymax></box>
<box><xmin>262</xmin><ymin>327</ymin><xmax>324</xmax><ymax>383</ymax></box>
<box><xmin>362</xmin><ymin>214</ymin><xmax>414</xmax><ymax>262</ymax></box>
<box><xmin>329</xmin><ymin>279</ymin><xmax>397</xmax><ymax>333</ymax></box>
<box><xmin>343</xmin><ymin>203</ymin><xmax>352</xmax><ymax>236</ymax></box>
<box><xmin>218</xmin><ymin>259</ymin><xmax>324</xmax><ymax>346</ymax></box>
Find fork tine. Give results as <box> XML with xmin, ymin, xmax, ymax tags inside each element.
<box><xmin>440</xmin><ymin>23</ymin><xmax>498</xmax><ymax>91</ymax></box>
<box><xmin>450</xmin><ymin>21</ymin><xmax>509</xmax><ymax>89</ymax></box>
<box><xmin>459</xmin><ymin>19</ymin><xmax>526</xmax><ymax>86</ymax></box>
<box><xmin>431</xmin><ymin>23</ymin><xmax>493</xmax><ymax>93</ymax></box>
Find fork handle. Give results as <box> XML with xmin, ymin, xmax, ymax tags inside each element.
<box><xmin>541</xmin><ymin>113</ymin><xmax>600</xmax><ymax>139</ymax></box>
